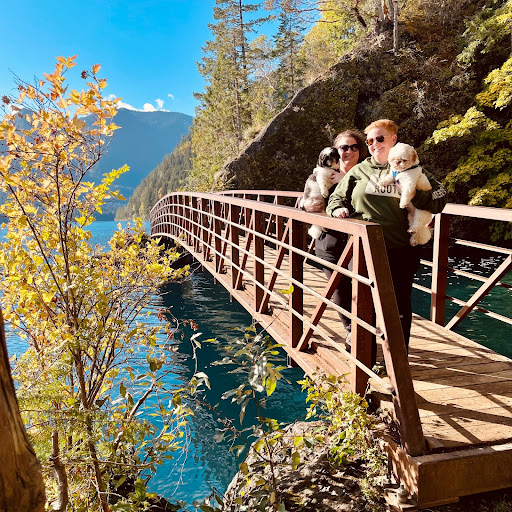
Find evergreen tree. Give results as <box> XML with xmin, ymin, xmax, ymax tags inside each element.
<box><xmin>189</xmin><ymin>0</ymin><xmax>271</xmax><ymax>191</ymax></box>
<box><xmin>116</xmin><ymin>135</ymin><xmax>193</xmax><ymax>220</ymax></box>
<box><xmin>272</xmin><ymin>4</ymin><xmax>306</xmax><ymax>108</ymax></box>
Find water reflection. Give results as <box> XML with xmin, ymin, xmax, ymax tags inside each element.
<box><xmin>150</xmin><ymin>268</ymin><xmax>307</xmax><ymax>501</ymax></box>
<box><xmin>413</xmin><ymin>246</ymin><xmax>512</xmax><ymax>357</ymax></box>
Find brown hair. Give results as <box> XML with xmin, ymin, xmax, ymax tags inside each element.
<box><xmin>333</xmin><ymin>129</ymin><xmax>367</xmax><ymax>161</ymax></box>
<box><xmin>364</xmin><ymin>119</ymin><xmax>399</xmax><ymax>135</ymax></box>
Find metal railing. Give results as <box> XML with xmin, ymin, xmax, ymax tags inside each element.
<box><xmin>150</xmin><ymin>190</ymin><xmax>426</xmax><ymax>456</ymax></box>
<box><xmin>416</xmin><ymin>204</ymin><xmax>512</xmax><ymax>329</ymax></box>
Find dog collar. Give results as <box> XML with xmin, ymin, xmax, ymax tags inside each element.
<box><xmin>392</xmin><ymin>164</ymin><xmax>420</xmax><ymax>178</ymax></box>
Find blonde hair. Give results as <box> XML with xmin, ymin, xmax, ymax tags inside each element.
<box><xmin>364</xmin><ymin>119</ymin><xmax>399</xmax><ymax>135</ymax></box>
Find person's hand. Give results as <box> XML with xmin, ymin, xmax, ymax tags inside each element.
<box><xmin>332</xmin><ymin>207</ymin><xmax>349</xmax><ymax>218</ymax></box>
<box><xmin>331</xmin><ymin>171</ymin><xmax>342</xmax><ymax>185</ymax></box>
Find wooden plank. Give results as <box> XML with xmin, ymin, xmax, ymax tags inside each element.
<box><xmin>415</xmin><ymin>379</ymin><xmax>512</xmax><ymax>404</ymax></box>
<box><xmin>418</xmin><ymin>394</ymin><xmax>512</xmax><ymax>419</ymax></box>
<box><xmin>388</xmin><ymin>437</ymin><xmax>512</xmax><ymax>508</ymax></box>
<box><xmin>409</xmin><ymin>361</ymin><xmax>512</xmax><ymax>381</ymax></box>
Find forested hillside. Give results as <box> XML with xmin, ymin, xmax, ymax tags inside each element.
<box><xmin>116</xmin><ymin>135</ymin><xmax>192</xmax><ymax>220</ymax></box>
<box><xmin>127</xmin><ymin>0</ymin><xmax>511</xmax><ymax>242</ymax></box>
<box><xmin>191</xmin><ymin>0</ymin><xmax>511</xmax><ymax>225</ymax></box>
<box><xmin>93</xmin><ymin>109</ymin><xmax>192</xmax><ymax>218</ymax></box>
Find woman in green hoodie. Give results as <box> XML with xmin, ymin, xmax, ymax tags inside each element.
<box><xmin>326</xmin><ymin>119</ymin><xmax>447</xmax><ymax>350</ymax></box>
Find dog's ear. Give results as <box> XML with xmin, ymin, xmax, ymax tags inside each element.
<box><xmin>317</xmin><ymin>147</ymin><xmax>337</xmax><ymax>167</ymax></box>
<box><xmin>410</xmin><ymin>146</ymin><xmax>419</xmax><ymax>164</ymax></box>
<box><xmin>329</xmin><ymin>147</ymin><xmax>340</xmax><ymax>163</ymax></box>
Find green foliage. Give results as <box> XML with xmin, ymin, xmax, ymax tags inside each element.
<box><xmin>0</xmin><ymin>58</ymin><xmax>193</xmax><ymax>510</ymax></box>
<box><xmin>116</xmin><ymin>134</ymin><xmax>193</xmax><ymax>220</ymax></box>
<box><xmin>457</xmin><ymin>0</ymin><xmax>512</xmax><ymax>67</ymax></box>
<box><xmin>188</xmin><ymin>324</ymin><xmax>386</xmax><ymax>511</ymax></box>
<box><xmin>426</xmin><ymin>1</ymin><xmax>512</xmax><ymax>239</ymax></box>
<box><xmin>300</xmin><ymin>373</ymin><xmax>387</xmax><ymax>509</ymax></box>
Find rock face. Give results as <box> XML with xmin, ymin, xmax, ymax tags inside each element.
<box><xmin>217</xmin><ymin>8</ymin><xmax>509</xmax><ymax>194</ymax></box>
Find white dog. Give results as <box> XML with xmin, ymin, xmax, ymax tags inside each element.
<box><xmin>380</xmin><ymin>143</ymin><xmax>433</xmax><ymax>246</ymax></box>
<box><xmin>300</xmin><ymin>147</ymin><xmax>341</xmax><ymax>239</ymax></box>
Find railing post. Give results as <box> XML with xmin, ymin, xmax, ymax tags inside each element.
<box><xmin>363</xmin><ymin>225</ymin><xmax>426</xmax><ymax>456</ymax></box>
<box><xmin>174</xmin><ymin>195</ymin><xmax>182</xmax><ymax>238</ymax></box>
<box><xmin>201</xmin><ymin>198</ymin><xmax>211</xmax><ymax>261</ymax></box>
<box><xmin>230</xmin><ymin>204</ymin><xmax>242</xmax><ymax>290</ymax></box>
<box><xmin>350</xmin><ymin>236</ymin><xmax>374</xmax><ymax>396</ymax></box>
<box><xmin>431</xmin><ymin>212</ymin><xmax>450</xmax><ymax>325</ymax></box>
<box><xmin>289</xmin><ymin>219</ymin><xmax>304</xmax><ymax>349</ymax></box>
<box><xmin>254</xmin><ymin>210</ymin><xmax>265</xmax><ymax>312</ymax></box>
<box><xmin>213</xmin><ymin>201</ymin><xmax>223</xmax><ymax>274</ymax></box>
<box><xmin>191</xmin><ymin>197</ymin><xmax>199</xmax><ymax>252</ymax></box>
<box><xmin>184</xmin><ymin>195</ymin><xmax>191</xmax><ymax>246</ymax></box>
<box><xmin>275</xmin><ymin>197</ymin><xmax>285</xmax><ymax>241</ymax></box>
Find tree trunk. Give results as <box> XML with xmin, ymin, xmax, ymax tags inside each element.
<box><xmin>393</xmin><ymin>0</ymin><xmax>399</xmax><ymax>54</ymax></box>
<box><xmin>0</xmin><ymin>309</ymin><xmax>46</xmax><ymax>511</ymax></box>
<box><xmin>49</xmin><ymin>431</ymin><xmax>68</xmax><ymax>512</ymax></box>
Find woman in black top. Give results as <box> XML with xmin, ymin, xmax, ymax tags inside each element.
<box><xmin>303</xmin><ymin>129</ymin><xmax>367</xmax><ymax>336</ymax></box>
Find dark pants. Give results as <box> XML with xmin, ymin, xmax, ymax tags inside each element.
<box><xmin>323</xmin><ymin>244</ymin><xmax>420</xmax><ymax>357</ymax></box>
<box><xmin>386</xmin><ymin>245</ymin><xmax>421</xmax><ymax>350</ymax></box>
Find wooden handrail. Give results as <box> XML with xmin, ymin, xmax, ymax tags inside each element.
<box><xmin>150</xmin><ymin>190</ymin><xmax>427</xmax><ymax>456</ymax></box>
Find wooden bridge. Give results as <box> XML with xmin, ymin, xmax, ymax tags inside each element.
<box><xmin>150</xmin><ymin>191</ymin><xmax>512</xmax><ymax>510</ymax></box>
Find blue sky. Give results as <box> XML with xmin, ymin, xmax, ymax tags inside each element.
<box><xmin>1</xmin><ymin>0</ymin><xmax>220</xmax><ymax>117</ymax></box>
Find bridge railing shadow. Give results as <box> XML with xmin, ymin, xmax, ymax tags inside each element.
<box><xmin>150</xmin><ymin>190</ymin><xmax>427</xmax><ymax>456</ymax></box>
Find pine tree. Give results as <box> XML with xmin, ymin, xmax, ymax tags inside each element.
<box><xmin>190</xmin><ymin>0</ymin><xmax>271</xmax><ymax>191</ymax></box>
<box><xmin>272</xmin><ymin>4</ymin><xmax>306</xmax><ymax>108</ymax></box>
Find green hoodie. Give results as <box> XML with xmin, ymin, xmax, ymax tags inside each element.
<box><xmin>326</xmin><ymin>156</ymin><xmax>448</xmax><ymax>249</ymax></box>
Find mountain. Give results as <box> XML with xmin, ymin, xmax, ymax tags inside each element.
<box><xmin>91</xmin><ymin>109</ymin><xmax>193</xmax><ymax>219</ymax></box>
<box><xmin>115</xmin><ymin>134</ymin><xmax>193</xmax><ymax>220</ymax></box>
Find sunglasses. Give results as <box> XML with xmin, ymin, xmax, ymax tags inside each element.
<box><xmin>365</xmin><ymin>135</ymin><xmax>386</xmax><ymax>146</ymax></box>
<box><xmin>338</xmin><ymin>144</ymin><xmax>359</xmax><ymax>152</ymax></box>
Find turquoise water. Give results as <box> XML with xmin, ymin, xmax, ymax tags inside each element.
<box><xmin>413</xmin><ymin>245</ymin><xmax>512</xmax><ymax>357</ymax></box>
<box><xmin>4</xmin><ymin>221</ymin><xmax>307</xmax><ymax>503</ymax></box>
<box><xmin>4</xmin><ymin>221</ymin><xmax>512</xmax><ymax>503</ymax></box>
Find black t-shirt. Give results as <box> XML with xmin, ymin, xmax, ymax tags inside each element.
<box><xmin>314</xmin><ymin>184</ymin><xmax>348</xmax><ymax>263</ymax></box>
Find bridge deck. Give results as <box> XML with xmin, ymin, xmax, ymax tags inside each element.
<box><xmin>200</xmin><ymin>240</ymin><xmax>512</xmax><ymax>455</ymax></box>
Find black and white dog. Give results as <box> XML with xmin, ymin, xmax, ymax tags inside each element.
<box><xmin>300</xmin><ymin>147</ymin><xmax>341</xmax><ymax>239</ymax></box>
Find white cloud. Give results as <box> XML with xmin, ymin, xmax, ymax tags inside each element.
<box><xmin>107</xmin><ymin>94</ymin><xmax>170</xmax><ymax>112</ymax></box>
<box><xmin>167</xmin><ymin>93</ymin><xmax>175</xmax><ymax>101</ymax></box>
<box><xmin>118</xmin><ymin>100</ymin><xmax>137</xmax><ymax>111</ymax></box>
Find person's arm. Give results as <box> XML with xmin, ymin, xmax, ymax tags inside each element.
<box><xmin>411</xmin><ymin>169</ymin><xmax>448</xmax><ymax>213</ymax></box>
<box><xmin>326</xmin><ymin>172</ymin><xmax>355</xmax><ymax>218</ymax></box>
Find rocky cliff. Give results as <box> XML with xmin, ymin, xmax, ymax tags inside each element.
<box><xmin>217</xmin><ymin>1</ymin><xmax>509</xmax><ymax>195</ymax></box>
